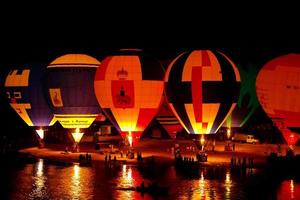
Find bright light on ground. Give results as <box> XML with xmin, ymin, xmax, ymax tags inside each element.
<box><xmin>36</xmin><ymin>129</ymin><xmax>44</xmax><ymax>139</ymax></box>
<box><xmin>72</xmin><ymin>128</ymin><xmax>84</xmax><ymax>143</ymax></box>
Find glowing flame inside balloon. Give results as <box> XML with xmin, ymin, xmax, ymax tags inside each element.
<box><xmin>227</xmin><ymin>128</ymin><xmax>231</xmax><ymax>139</ymax></box>
<box><xmin>200</xmin><ymin>135</ymin><xmax>205</xmax><ymax>151</ymax></box>
<box><xmin>200</xmin><ymin>135</ymin><xmax>205</xmax><ymax>146</ymax></box>
<box><xmin>72</xmin><ymin>128</ymin><xmax>84</xmax><ymax>143</ymax></box>
<box><xmin>128</xmin><ymin>131</ymin><xmax>133</xmax><ymax>147</ymax></box>
<box><xmin>36</xmin><ymin>128</ymin><xmax>44</xmax><ymax>139</ymax></box>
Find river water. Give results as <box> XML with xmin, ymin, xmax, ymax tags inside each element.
<box><xmin>0</xmin><ymin>158</ymin><xmax>299</xmax><ymax>200</ymax></box>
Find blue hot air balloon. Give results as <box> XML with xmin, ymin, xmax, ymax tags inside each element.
<box><xmin>4</xmin><ymin>63</ymin><xmax>56</xmax><ymax>142</ymax></box>
<box><xmin>45</xmin><ymin>54</ymin><xmax>102</xmax><ymax>129</ymax></box>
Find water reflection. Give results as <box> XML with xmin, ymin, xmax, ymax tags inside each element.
<box><xmin>30</xmin><ymin>159</ymin><xmax>48</xmax><ymax>199</ymax></box>
<box><xmin>70</xmin><ymin>164</ymin><xmax>81</xmax><ymax>199</ymax></box>
<box><xmin>115</xmin><ymin>164</ymin><xmax>152</xmax><ymax>200</ymax></box>
<box><xmin>37</xmin><ymin>158</ymin><xmax>43</xmax><ymax>176</ymax></box>
<box><xmin>119</xmin><ymin>165</ymin><xmax>133</xmax><ymax>187</ymax></box>
<box><xmin>198</xmin><ymin>171</ymin><xmax>207</xmax><ymax>199</ymax></box>
<box><xmin>224</xmin><ymin>170</ymin><xmax>232</xmax><ymax>199</ymax></box>
<box><xmin>277</xmin><ymin>179</ymin><xmax>300</xmax><ymax>200</ymax></box>
<box><xmin>5</xmin><ymin>159</ymin><xmax>300</xmax><ymax>200</ymax></box>
<box><xmin>291</xmin><ymin>179</ymin><xmax>295</xmax><ymax>199</ymax></box>
<box><xmin>177</xmin><ymin>168</ymin><xmax>237</xmax><ymax>200</ymax></box>
<box><xmin>117</xmin><ymin>165</ymin><xmax>134</xmax><ymax>199</ymax></box>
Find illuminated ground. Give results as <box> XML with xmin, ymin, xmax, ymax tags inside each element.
<box><xmin>19</xmin><ymin>139</ymin><xmax>300</xmax><ymax>167</ymax></box>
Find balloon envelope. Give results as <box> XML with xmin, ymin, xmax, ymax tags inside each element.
<box><xmin>155</xmin><ymin>96</ymin><xmax>183</xmax><ymax>139</ymax></box>
<box><xmin>256</xmin><ymin>54</ymin><xmax>300</xmax><ymax>144</ymax></box>
<box><xmin>4</xmin><ymin>64</ymin><xmax>56</xmax><ymax>127</ymax></box>
<box><xmin>94</xmin><ymin>49</ymin><xmax>165</xmax><ymax>138</ymax></box>
<box><xmin>165</xmin><ymin>50</ymin><xmax>241</xmax><ymax>134</ymax></box>
<box><xmin>45</xmin><ymin>54</ymin><xmax>101</xmax><ymax>128</ymax></box>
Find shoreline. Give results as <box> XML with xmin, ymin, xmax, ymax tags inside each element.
<box><xmin>17</xmin><ymin>139</ymin><xmax>288</xmax><ymax>168</ymax></box>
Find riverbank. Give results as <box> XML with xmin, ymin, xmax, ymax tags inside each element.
<box><xmin>19</xmin><ymin>139</ymin><xmax>300</xmax><ymax>167</ymax></box>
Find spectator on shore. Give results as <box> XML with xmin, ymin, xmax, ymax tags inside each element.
<box><xmin>277</xmin><ymin>144</ymin><xmax>282</xmax><ymax>154</ymax></box>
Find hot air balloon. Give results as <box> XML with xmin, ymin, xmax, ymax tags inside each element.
<box><xmin>164</xmin><ymin>50</ymin><xmax>241</xmax><ymax>146</ymax></box>
<box><xmin>223</xmin><ymin>64</ymin><xmax>260</xmax><ymax>130</ymax></box>
<box><xmin>45</xmin><ymin>54</ymin><xmax>102</xmax><ymax>152</ymax></box>
<box><xmin>4</xmin><ymin>64</ymin><xmax>56</xmax><ymax>147</ymax></box>
<box><xmin>155</xmin><ymin>95</ymin><xmax>183</xmax><ymax>139</ymax></box>
<box><xmin>94</xmin><ymin>49</ymin><xmax>165</xmax><ymax>146</ymax></box>
<box><xmin>256</xmin><ymin>54</ymin><xmax>300</xmax><ymax>146</ymax></box>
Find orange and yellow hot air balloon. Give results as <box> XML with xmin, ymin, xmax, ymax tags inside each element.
<box><xmin>165</xmin><ymin>50</ymin><xmax>241</xmax><ymax>136</ymax></box>
<box><xmin>94</xmin><ymin>49</ymin><xmax>165</xmax><ymax>146</ymax></box>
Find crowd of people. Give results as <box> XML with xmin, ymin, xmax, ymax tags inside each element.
<box><xmin>104</xmin><ymin>154</ymin><xmax>117</xmax><ymax>163</ymax></box>
<box><xmin>230</xmin><ymin>156</ymin><xmax>254</xmax><ymax>170</ymax></box>
<box><xmin>79</xmin><ymin>153</ymin><xmax>92</xmax><ymax>164</ymax></box>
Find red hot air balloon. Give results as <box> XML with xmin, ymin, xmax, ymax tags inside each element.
<box><xmin>256</xmin><ymin>54</ymin><xmax>300</xmax><ymax>146</ymax></box>
<box><xmin>94</xmin><ymin>49</ymin><xmax>165</xmax><ymax>146</ymax></box>
<box><xmin>165</xmin><ymin>50</ymin><xmax>241</xmax><ymax>136</ymax></box>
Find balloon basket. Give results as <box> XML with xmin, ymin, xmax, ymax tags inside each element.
<box><xmin>127</xmin><ymin>148</ymin><xmax>135</xmax><ymax>159</ymax></box>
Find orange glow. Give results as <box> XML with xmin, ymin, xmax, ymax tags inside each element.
<box><xmin>117</xmin><ymin>118</ymin><xmax>138</xmax><ymax>132</ymax></box>
<box><xmin>48</xmin><ymin>54</ymin><xmax>100</xmax><ymax>68</ymax></box>
<box><xmin>94</xmin><ymin>53</ymin><xmax>164</xmax><ymax>137</ymax></box>
<box><xmin>227</xmin><ymin>128</ymin><xmax>231</xmax><ymax>139</ymax></box>
<box><xmin>36</xmin><ymin>128</ymin><xmax>44</xmax><ymax>139</ymax></box>
<box><xmin>185</xmin><ymin>103</ymin><xmax>222</xmax><ymax>134</ymax></box>
<box><xmin>72</xmin><ymin>128</ymin><xmax>84</xmax><ymax>143</ymax></box>
<box><xmin>290</xmin><ymin>179</ymin><xmax>297</xmax><ymax>199</ymax></box>
<box><xmin>118</xmin><ymin>164</ymin><xmax>135</xmax><ymax>199</ymax></box>
<box><xmin>71</xmin><ymin>164</ymin><xmax>81</xmax><ymax>199</ymax></box>
<box><xmin>282</xmin><ymin>129</ymin><xmax>300</xmax><ymax>146</ymax></box>
<box><xmin>73</xmin><ymin>164</ymin><xmax>80</xmax><ymax>179</ymax></box>
<box><xmin>200</xmin><ymin>134</ymin><xmax>205</xmax><ymax>146</ymax></box>
<box><xmin>199</xmin><ymin>171</ymin><xmax>206</xmax><ymax>199</ymax></box>
<box><xmin>225</xmin><ymin>170</ymin><xmax>232</xmax><ymax>199</ymax></box>
<box><xmin>36</xmin><ymin>159</ymin><xmax>44</xmax><ymax>177</ymax></box>
<box><xmin>128</xmin><ymin>131</ymin><xmax>133</xmax><ymax>147</ymax></box>
<box><xmin>291</xmin><ymin>179</ymin><xmax>294</xmax><ymax>197</ymax></box>
<box><xmin>33</xmin><ymin>159</ymin><xmax>46</xmax><ymax>197</ymax></box>
<box><xmin>121</xmin><ymin>164</ymin><xmax>133</xmax><ymax>184</ymax></box>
